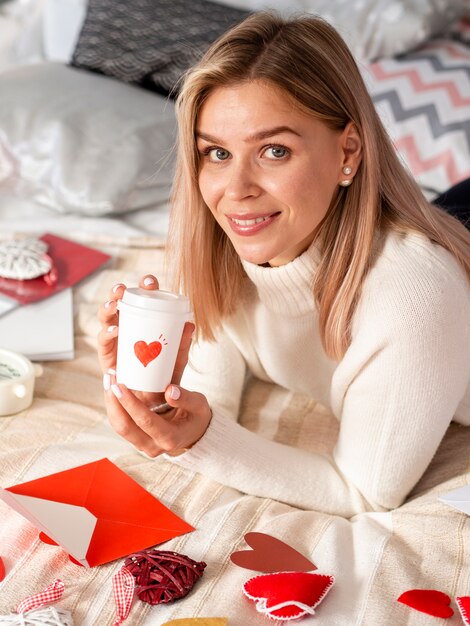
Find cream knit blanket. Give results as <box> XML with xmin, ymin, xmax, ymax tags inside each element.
<box><xmin>0</xmin><ymin>235</ymin><xmax>468</xmax><ymax>625</ymax></box>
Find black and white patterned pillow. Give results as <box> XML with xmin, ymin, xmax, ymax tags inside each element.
<box><xmin>71</xmin><ymin>0</ymin><xmax>250</xmax><ymax>97</ymax></box>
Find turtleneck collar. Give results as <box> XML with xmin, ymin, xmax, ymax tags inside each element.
<box><xmin>241</xmin><ymin>240</ymin><xmax>321</xmax><ymax>316</ymax></box>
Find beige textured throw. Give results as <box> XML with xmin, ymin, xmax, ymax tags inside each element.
<box><xmin>0</xmin><ymin>235</ymin><xmax>468</xmax><ymax>625</ymax></box>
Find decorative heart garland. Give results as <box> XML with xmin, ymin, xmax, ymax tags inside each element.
<box><xmin>134</xmin><ymin>340</ymin><xmax>163</xmax><ymax>366</ymax></box>
<box><xmin>243</xmin><ymin>572</ymin><xmax>334</xmax><ymax>621</ymax></box>
<box><xmin>397</xmin><ymin>589</ymin><xmax>454</xmax><ymax>618</ymax></box>
<box><xmin>230</xmin><ymin>532</ymin><xmax>316</xmax><ymax>573</ymax></box>
<box><xmin>457</xmin><ymin>596</ymin><xmax>470</xmax><ymax>625</ymax></box>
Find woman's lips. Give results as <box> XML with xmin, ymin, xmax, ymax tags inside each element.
<box><xmin>226</xmin><ymin>212</ymin><xmax>280</xmax><ymax>236</ymax></box>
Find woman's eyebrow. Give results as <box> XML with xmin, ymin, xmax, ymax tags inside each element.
<box><xmin>196</xmin><ymin>126</ymin><xmax>301</xmax><ymax>143</ymax></box>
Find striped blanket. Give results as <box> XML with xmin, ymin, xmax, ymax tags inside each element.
<box><xmin>0</xmin><ymin>235</ymin><xmax>468</xmax><ymax>625</ymax></box>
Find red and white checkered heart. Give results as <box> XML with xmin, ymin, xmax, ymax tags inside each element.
<box><xmin>243</xmin><ymin>571</ymin><xmax>334</xmax><ymax>621</ymax></box>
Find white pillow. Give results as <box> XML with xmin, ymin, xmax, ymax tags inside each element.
<box><xmin>215</xmin><ymin>0</ymin><xmax>469</xmax><ymax>61</ymax></box>
<box><xmin>0</xmin><ymin>63</ymin><xmax>176</xmax><ymax>216</ymax></box>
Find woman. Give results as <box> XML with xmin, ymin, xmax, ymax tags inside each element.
<box><xmin>98</xmin><ymin>12</ymin><xmax>470</xmax><ymax>518</ymax></box>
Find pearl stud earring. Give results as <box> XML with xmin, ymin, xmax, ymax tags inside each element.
<box><xmin>339</xmin><ymin>165</ymin><xmax>353</xmax><ymax>186</ymax></box>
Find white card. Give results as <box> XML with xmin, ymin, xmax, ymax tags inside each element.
<box><xmin>439</xmin><ymin>484</ymin><xmax>470</xmax><ymax>515</ymax></box>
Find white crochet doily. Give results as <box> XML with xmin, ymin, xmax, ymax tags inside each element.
<box><xmin>0</xmin><ymin>239</ymin><xmax>52</xmax><ymax>280</ymax></box>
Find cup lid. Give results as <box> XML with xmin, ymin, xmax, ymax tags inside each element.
<box><xmin>121</xmin><ymin>288</ymin><xmax>191</xmax><ymax>314</ymax></box>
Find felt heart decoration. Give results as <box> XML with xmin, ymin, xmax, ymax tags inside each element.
<box><xmin>397</xmin><ymin>589</ymin><xmax>454</xmax><ymax>618</ymax></box>
<box><xmin>243</xmin><ymin>572</ymin><xmax>334</xmax><ymax>621</ymax></box>
<box><xmin>457</xmin><ymin>596</ymin><xmax>470</xmax><ymax>625</ymax></box>
<box><xmin>231</xmin><ymin>532</ymin><xmax>316</xmax><ymax>573</ymax></box>
<box><xmin>0</xmin><ymin>556</ymin><xmax>5</xmax><ymax>582</ymax></box>
<box><xmin>134</xmin><ymin>340</ymin><xmax>162</xmax><ymax>366</ymax></box>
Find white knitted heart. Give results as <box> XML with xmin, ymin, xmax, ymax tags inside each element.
<box><xmin>0</xmin><ymin>606</ymin><xmax>73</xmax><ymax>625</ymax></box>
<box><xmin>0</xmin><ymin>239</ymin><xmax>52</xmax><ymax>280</ymax></box>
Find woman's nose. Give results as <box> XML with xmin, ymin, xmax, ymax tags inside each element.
<box><xmin>224</xmin><ymin>160</ymin><xmax>260</xmax><ymax>201</ymax></box>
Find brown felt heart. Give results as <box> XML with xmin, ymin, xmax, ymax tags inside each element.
<box><xmin>134</xmin><ymin>340</ymin><xmax>162</xmax><ymax>366</ymax></box>
<box><xmin>397</xmin><ymin>589</ymin><xmax>454</xmax><ymax>618</ymax></box>
<box><xmin>230</xmin><ymin>532</ymin><xmax>316</xmax><ymax>573</ymax></box>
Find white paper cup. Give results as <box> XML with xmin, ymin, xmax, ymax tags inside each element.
<box><xmin>116</xmin><ymin>288</ymin><xmax>192</xmax><ymax>393</ymax></box>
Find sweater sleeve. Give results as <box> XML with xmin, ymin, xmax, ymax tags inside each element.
<box><xmin>163</xmin><ymin>241</ymin><xmax>470</xmax><ymax>517</ymax></box>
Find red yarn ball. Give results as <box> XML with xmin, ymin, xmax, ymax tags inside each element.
<box><xmin>124</xmin><ymin>549</ymin><xmax>206</xmax><ymax>605</ymax></box>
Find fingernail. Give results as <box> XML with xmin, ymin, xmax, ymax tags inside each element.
<box><xmin>107</xmin><ymin>325</ymin><xmax>117</xmax><ymax>333</ymax></box>
<box><xmin>169</xmin><ymin>385</ymin><xmax>181</xmax><ymax>400</ymax></box>
<box><xmin>143</xmin><ymin>277</ymin><xmax>154</xmax><ymax>286</ymax></box>
<box><xmin>103</xmin><ymin>373</ymin><xmax>111</xmax><ymax>391</ymax></box>
<box><xmin>112</xmin><ymin>283</ymin><xmax>124</xmax><ymax>293</ymax></box>
<box><xmin>108</xmin><ymin>368</ymin><xmax>116</xmax><ymax>375</ymax></box>
<box><xmin>104</xmin><ymin>300</ymin><xmax>114</xmax><ymax>309</ymax></box>
<box><xmin>111</xmin><ymin>384</ymin><xmax>123</xmax><ymax>399</ymax></box>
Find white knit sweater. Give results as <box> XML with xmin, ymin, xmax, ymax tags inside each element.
<box><xmin>165</xmin><ymin>231</ymin><xmax>470</xmax><ymax>517</ymax></box>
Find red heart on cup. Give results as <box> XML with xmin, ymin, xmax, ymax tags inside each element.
<box><xmin>231</xmin><ymin>532</ymin><xmax>316</xmax><ymax>573</ymax></box>
<box><xmin>457</xmin><ymin>596</ymin><xmax>470</xmax><ymax>625</ymax></box>
<box><xmin>243</xmin><ymin>571</ymin><xmax>334</xmax><ymax>620</ymax></box>
<box><xmin>134</xmin><ymin>341</ymin><xmax>162</xmax><ymax>366</ymax></box>
<box><xmin>397</xmin><ymin>589</ymin><xmax>454</xmax><ymax>618</ymax></box>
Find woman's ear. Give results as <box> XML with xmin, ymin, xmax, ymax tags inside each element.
<box><xmin>339</xmin><ymin>121</ymin><xmax>362</xmax><ymax>174</ymax></box>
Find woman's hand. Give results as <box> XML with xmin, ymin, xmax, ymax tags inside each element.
<box><xmin>105</xmin><ymin>380</ymin><xmax>212</xmax><ymax>457</ymax></box>
<box><xmin>97</xmin><ymin>274</ymin><xmax>211</xmax><ymax>454</ymax></box>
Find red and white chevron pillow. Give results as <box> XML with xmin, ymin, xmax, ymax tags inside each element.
<box><xmin>363</xmin><ymin>33</ymin><xmax>470</xmax><ymax>197</ymax></box>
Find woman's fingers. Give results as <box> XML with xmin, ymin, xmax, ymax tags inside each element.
<box><xmin>103</xmin><ymin>377</ymin><xmax>163</xmax><ymax>456</ymax></box>
<box><xmin>97</xmin><ymin>323</ymin><xmax>118</xmax><ymax>371</ymax></box>
<box><xmin>109</xmin><ymin>383</ymin><xmax>211</xmax><ymax>454</ymax></box>
<box><xmin>139</xmin><ymin>274</ymin><xmax>159</xmax><ymax>291</ymax></box>
<box><xmin>172</xmin><ymin>322</ymin><xmax>195</xmax><ymax>385</ymax></box>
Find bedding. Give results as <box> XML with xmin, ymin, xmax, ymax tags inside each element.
<box><xmin>363</xmin><ymin>33</ymin><xmax>470</xmax><ymax>196</ymax></box>
<box><xmin>0</xmin><ymin>2</ymin><xmax>469</xmax><ymax>624</ymax></box>
<box><xmin>0</xmin><ymin>63</ymin><xmax>176</xmax><ymax>216</ymax></box>
<box><xmin>0</xmin><ymin>235</ymin><xmax>468</xmax><ymax>625</ymax></box>
<box><xmin>71</xmin><ymin>0</ymin><xmax>250</xmax><ymax>96</ymax></box>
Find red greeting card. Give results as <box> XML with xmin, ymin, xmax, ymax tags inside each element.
<box><xmin>0</xmin><ymin>458</ymin><xmax>194</xmax><ymax>567</ymax></box>
<box><xmin>0</xmin><ymin>233</ymin><xmax>110</xmax><ymax>307</ymax></box>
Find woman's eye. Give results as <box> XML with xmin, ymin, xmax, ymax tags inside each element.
<box><xmin>209</xmin><ymin>148</ymin><xmax>230</xmax><ymax>161</ymax></box>
<box><xmin>264</xmin><ymin>145</ymin><xmax>289</xmax><ymax>159</ymax></box>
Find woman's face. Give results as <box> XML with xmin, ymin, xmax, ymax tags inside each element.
<box><xmin>196</xmin><ymin>80</ymin><xmax>358</xmax><ymax>266</ymax></box>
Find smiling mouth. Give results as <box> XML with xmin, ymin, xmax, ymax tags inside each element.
<box><xmin>230</xmin><ymin>215</ymin><xmax>272</xmax><ymax>226</ymax></box>
<box><xmin>226</xmin><ymin>211</ymin><xmax>281</xmax><ymax>236</ymax></box>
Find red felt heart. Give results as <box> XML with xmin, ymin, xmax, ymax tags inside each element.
<box><xmin>39</xmin><ymin>531</ymin><xmax>58</xmax><ymax>546</ymax></box>
<box><xmin>243</xmin><ymin>571</ymin><xmax>334</xmax><ymax>621</ymax></box>
<box><xmin>457</xmin><ymin>596</ymin><xmax>470</xmax><ymax>625</ymax></box>
<box><xmin>39</xmin><ymin>532</ymin><xmax>84</xmax><ymax>566</ymax></box>
<box><xmin>397</xmin><ymin>589</ymin><xmax>454</xmax><ymax>618</ymax></box>
<box><xmin>231</xmin><ymin>532</ymin><xmax>316</xmax><ymax>573</ymax></box>
<box><xmin>0</xmin><ymin>556</ymin><xmax>5</xmax><ymax>582</ymax></box>
<box><xmin>134</xmin><ymin>341</ymin><xmax>162</xmax><ymax>366</ymax></box>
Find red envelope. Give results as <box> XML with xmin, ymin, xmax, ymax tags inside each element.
<box><xmin>0</xmin><ymin>458</ymin><xmax>194</xmax><ymax>567</ymax></box>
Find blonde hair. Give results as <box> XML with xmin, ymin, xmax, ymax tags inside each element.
<box><xmin>167</xmin><ymin>11</ymin><xmax>470</xmax><ymax>360</ymax></box>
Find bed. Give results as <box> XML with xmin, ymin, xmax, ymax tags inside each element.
<box><xmin>0</xmin><ymin>1</ymin><xmax>469</xmax><ymax>624</ymax></box>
